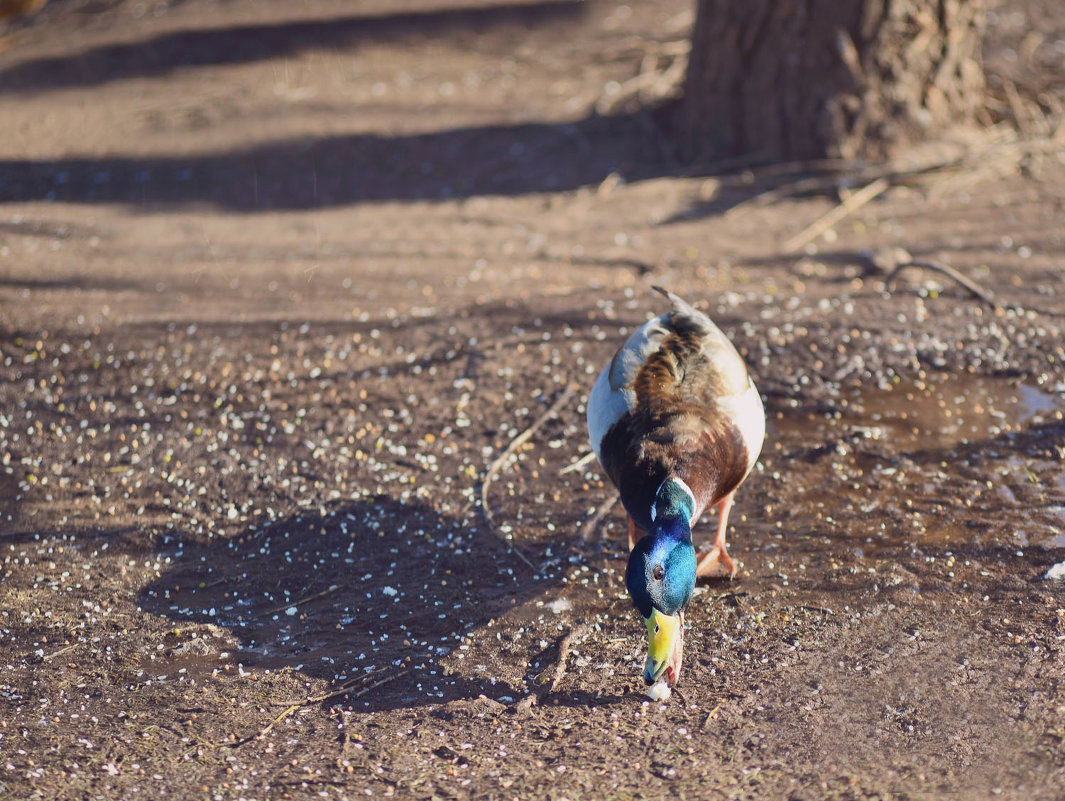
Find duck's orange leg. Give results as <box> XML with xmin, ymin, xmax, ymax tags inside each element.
<box><xmin>696</xmin><ymin>492</ymin><xmax>737</xmax><ymax>579</ymax></box>
<box><xmin>627</xmin><ymin>516</ymin><xmax>646</xmax><ymax>551</ymax></box>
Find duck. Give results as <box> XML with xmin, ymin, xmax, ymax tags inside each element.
<box><xmin>587</xmin><ymin>286</ymin><xmax>765</xmax><ymax>690</ymax></box>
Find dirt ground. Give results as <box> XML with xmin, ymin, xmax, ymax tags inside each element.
<box><xmin>2</xmin><ymin>0</ymin><xmax>1065</xmax><ymax>799</ymax></box>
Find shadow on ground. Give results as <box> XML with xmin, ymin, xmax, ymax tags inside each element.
<box><xmin>0</xmin><ymin>111</ymin><xmax>672</xmax><ymax>210</ymax></box>
<box><xmin>137</xmin><ymin>496</ymin><xmax>569</xmax><ymax>711</ymax></box>
<box><xmin>0</xmin><ymin>1</ymin><xmax>587</xmax><ymax>95</ymax></box>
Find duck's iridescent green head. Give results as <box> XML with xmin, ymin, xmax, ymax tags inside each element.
<box><xmin>624</xmin><ymin>478</ymin><xmax>697</xmax><ymax>685</ymax></box>
<box><xmin>625</xmin><ymin>521</ymin><xmax>696</xmax><ymax>619</ymax></box>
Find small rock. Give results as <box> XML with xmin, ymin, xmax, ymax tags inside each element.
<box><xmin>1043</xmin><ymin>561</ymin><xmax>1065</xmax><ymax>581</ymax></box>
<box><xmin>546</xmin><ymin>598</ymin><xmax>571</xmax><ymax>614</ymax></box>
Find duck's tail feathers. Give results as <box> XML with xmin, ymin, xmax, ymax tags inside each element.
<box><xmin>651</xmin><ymin>285</ymin><xmax>718</xmax><ymax>336</ymax></box>
<box><xmin>651</xmin><ymin>285</ymin><xmax>688</xmax><ymax>310</ymax></box>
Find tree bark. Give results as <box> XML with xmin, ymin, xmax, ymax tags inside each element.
<box><xmin>678</xmin><ymin>0</ymin><xmax>986</xmax><ymax>163</ymax></box>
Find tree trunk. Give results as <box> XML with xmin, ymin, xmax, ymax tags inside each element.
<box><xmin>678</xmin><ymin>0</ymin><xmax>986</xmax><ymax>163</ymax></box>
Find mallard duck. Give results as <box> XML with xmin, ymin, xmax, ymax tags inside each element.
<box><xmin>587</xmin><ymin>286</ymin><xmax>764</xmax><ymax>690</ymax></box>
<box><xmin>0</xmin><ymin>0</ymin><xmax>45</xmax><ymax>20</ymax></box>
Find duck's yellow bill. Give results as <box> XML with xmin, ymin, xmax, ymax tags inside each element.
<box><xmin>643</xmin><ymin>609</ymin><xmax>682</xmax><ymax>685</ymax></box>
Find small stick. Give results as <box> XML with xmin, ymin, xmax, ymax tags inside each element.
<box><xmin>298</xmin><ymin>669</ymin><xmax>408</xmax><ymax>707</ymax></box>
<box><xmin>884</xmin><ymin>259</ymin><xmax>1001</xmax><ymax>312</ymax></box>
<box><xmin>512</xmin><ymin>625</ymin><xmax>588</xmax><ymax>714</ymax></box>
<box><xmin>559</xmin><ymin>450</ymin><xmax>597</xmax><ymax>476</ymax></box>
<box><xmin>783</xmin><ymin>176</ymin><xmax>891</xmax><ymax>252</ymax></box>
<box><xmin>578</xmin><ymin>494</ymin><xmax>619</xmax><ymax>542</ymax></box>
<box><xmin>258</xmin><ymin>584</ymin><xmax>340</xmax><ymax>617</ymax></box>
<box><xmin>230</xmin><ymin>671</ymin><xmax>411</xmax><ymax>747</ymax></box>
<box><xmin>701</xmin><ymin>703</ymin><xmax>722</xmax><ymax>729</ymax></box>
<box><xmin>227</xmin><ymin>705</ymin><xmax>299</xmax><ymax>747</ymax></box>
<box><xmin>1002</xmin><ymin>78</ymin><xmax>1035</xmax><ymax>137</ymax></box>
<box><xmin>480</xmin><ymin>385</ymin><xmax>578</xmax><ymax>573</ymax></box>
<box><xmin>42</xmin><ymin>644</ymin><xmax>77</xmax><ymax>662</ymax></box>
<box><xmin>271</xmin><ymin>664</ymin><xmax>397</xmax><ymax>706</ymax></box>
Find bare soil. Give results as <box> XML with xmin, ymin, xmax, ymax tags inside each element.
<box><xmin>2</xmin><ymin>1</ymin><xmax>1065</xmax><ymax>799</ymax></box>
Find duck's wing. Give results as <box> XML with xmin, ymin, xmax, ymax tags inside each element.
<box><xmin>587</xmin><ymin>302</ymin><xmax>673</xmax><ymax>464</ymax></box>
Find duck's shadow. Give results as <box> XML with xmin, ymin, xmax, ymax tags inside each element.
<box><xmin>139</xmin><ymin>496</ymin><xmax>564</xmax><ymax>712</ymax></box>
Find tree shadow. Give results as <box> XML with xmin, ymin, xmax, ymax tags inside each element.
<box><xmin>0</xmin><ymin>275</ymin><xmax>146</xmax><ymax>292</ymax></box>
<box><xmin>0</xmin><ymin>1</ymin><xmax>587</xmax><ymax>94</ymax></box>
<box><xmin>137</xmin><ymin>495</ymin><xmax>568</xmax><ymax>711</ymax></box>
<box><xmin>0</xmin><ymin>111</ymin><xmax>662</xmax><ymax>210</ymax></box>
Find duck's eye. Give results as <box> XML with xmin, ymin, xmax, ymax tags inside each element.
<box><xmin>652</xmin><ymin>565</ymin><xmax>665</xmax><ymax>581</ymax></box>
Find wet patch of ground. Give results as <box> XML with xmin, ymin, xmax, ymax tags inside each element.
<box><xmin>2</xmin><ymin>0</ymin><xmax>1065</xmax><ymax>799</ymax></box>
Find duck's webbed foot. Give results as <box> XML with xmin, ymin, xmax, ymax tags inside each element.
<box><xmin>696</xmin><ymin>492</ymin><xmax>738</xmax><ymax>579</ymax></box>
<box><xmin>696</xmin><ymin>543</ymin><xmax>736</xmax><ymax>579</ymax></box>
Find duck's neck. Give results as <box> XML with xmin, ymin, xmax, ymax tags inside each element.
<box><xmin>650</xmin><ymin>477</ymin><xmax>695</xmax><ymax>541</ymax></box>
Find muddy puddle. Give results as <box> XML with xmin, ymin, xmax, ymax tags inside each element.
<box><xmin>780</xmin><ymin>372</ymin><xmax>1064</xmax><ymax>451</ymax></box>
<box><xmin>765</xmin><ymin>372</ymin><xmax>1065</xmax><ymax>555</ymax></box>
<box><xmin>829</xmin><ymin>373</ymin><xmax>1063</xmax><ymax>451</ymax></box>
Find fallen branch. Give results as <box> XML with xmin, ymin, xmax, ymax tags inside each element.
<box><xmin>227</xmin><ymin>705</ymin><xmax>299</xmax><ymax>748</ymax></box>
<box><xmin>41</xmin><ymin>644</ymin><xmax>77</xmax><ymax>663</ymax></box>
<box><xmin>711</xmin><ymin>120</ymin><xmax>1065</xmax><ymax>235</ymax></box>
<box><xmin>258</xmin><ymin>584</ymin><xmax>340</xmax><ymax>617</ymax></box>
<box><xmin>884</xmin><ymin>259</ymin><xmax>1001</xmax><ymax>312</ymax></box>
<box><xmin>297</xmin><ymin>669</ymin><xmax>407</xmax><ymax>708</ymax></box>
<box><xmin>480</xmin><ymin>384</ymin><xmax>578</xmax><ymax>573</ymax></box>
<box><xmin>559</xmin><ymin>450</ymin><xmax>597</xmax><ymax>476</ymax></box>
<box><xmin>271</xmin><ymin>665</ymin><xmax>404</xmax><ymax>707</ymax></box>
<box><xmin>512</xmin><ymin>625</ymin><xmax>589</xmax><ymax>715</ymax></box>
<box><xmin>783</xmin><ymin>176</ymin><xmax>891</xmax><ymax>252</ymax></box>
<box><xmin>578</xmin><ymin>494</ymin><xmax>619</xmax><ymax>542</ymax></box>
<box><xmin>229</xmin><ymin>670</ymin><xmax>410</xmax><ymax>747</ymax></box>
<box><xmin>885</xmin><ymin>258</ymin><xmax>1065</xmax><ymax>319</ymax></box>
<box><xmin>723</xmin><ymin>174</ymin><xmax>839</xmax><ymax>219</ymax></box>
<box><xmin>926</xmin><ymin>125</ymin><xmax>1065</xmax><ymax>198</ymax></box>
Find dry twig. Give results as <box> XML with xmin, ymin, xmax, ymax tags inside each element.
<box><xmin>783</xmin><ymin>176</ymin><xmax>891</xmax><ymax>252</ymax></box>
<box><xmin>578</xmin><ymin>494</ymin><xmax>620</xmax><ymax>542</ymax></box>
<box><xmin>512</xmin><ymin>624</ymin><xmax>589</xmax><ymax>715</ymax></box>
<box><xmin>559</xmin><ymin>450</ymin><xmax>597</xmax><ymax>476</ymax></box>
<box><xmin>226</xmin><ymin>664</ymin><xmax>408</xmax><ymax>749</ymax></box>
<box><xmin>229</xmin><ymin>669</ymin><xmax>411</xmax><ymax>747</ymax></box>
<box><xmin>227</xmin><ymin>705</ymin><xmax>300</xmax><ymax>748</ymax></box>
<box><xmin>595</xmin><ymin>40</ymin><xmax>689</xmax><ymax>115</ymax></box>
<box><xmin>41</xmin><ymin>644</ymin><xmax>77</xmax><ymax>662</ymax></box>
<box><xmin>701</xmin><ymin>703</ymin><xmax>722</xmax><ymax>729</ymax></box>
<box><xmin>480</xmin><ymin>384</ymin><xmax>577</xmax><ymax>573</ymax></box>
<box><xmin>296</xmin><ymin>669</ymin><xmax>408</xmax><ymax>708</ymax></box>
<box><xmin>723</xmin><ymin>123</ymin><xmax>1063</xmax><ymax>230</ymax></box>
<box><xmin>258</xmin><ymin>584</ymin><xmax>340</xmax><ymax>617</ymax></box>
<box><xmin>884</xmin><ymin>259</ymin><xmax>1001</xmax><ymax>312</ymax></box>
<box><xmin>885</xmin><ymin>257</ymin><xmax>1065</xmax><ymax>319</ymax></box>
<box><xmin>723</xmin><ymin>174</ymin><xmax>839</xmax><ymax>219</ymax></box>
<box><xmin>270</xmin><ymin>666</ymin><xmax>392</xmax><ymax>707</ymax></box>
